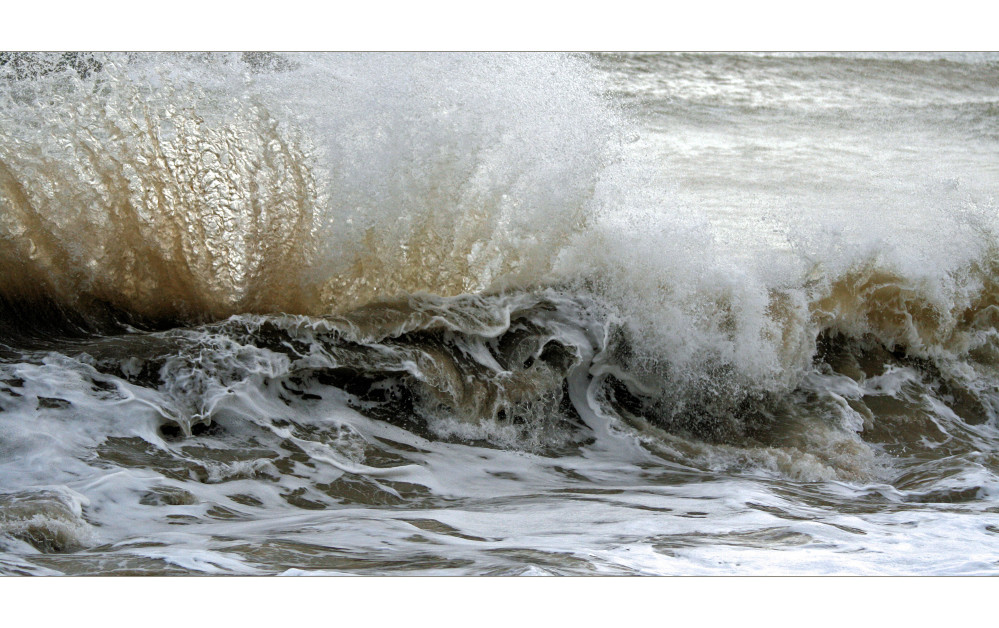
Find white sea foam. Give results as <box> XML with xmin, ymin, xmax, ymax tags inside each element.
<box><xmin>1</xmin><ymin>52</ymin><xmax>998</xmax><ymax>575</ymax></box>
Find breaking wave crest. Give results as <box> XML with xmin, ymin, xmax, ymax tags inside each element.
<box><xmin>0</xmin><ymin>52</ymin><xmax>615</xmax><ymax>330</ymax></box>
<box><xmin>4</xmin><ymin>53</ymin><xmax>999</xmax><ymax>390</ymax></box>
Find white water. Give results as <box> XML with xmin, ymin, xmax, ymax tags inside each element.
<box><xmin>2</xmin><ymin>52</ymin><xmax>999</xmax><ymax>575</ymax></box>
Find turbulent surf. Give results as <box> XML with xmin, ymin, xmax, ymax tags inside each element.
<box><xmin>1</xmin><ymin>52</ymin><xmax>998</xmax><ymax>575</ymax></box>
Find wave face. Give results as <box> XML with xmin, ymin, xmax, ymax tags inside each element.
<box><xmin>2</xmin><ymin>52</ymin><xmax>999</xmax><ymax>575</ymax></box>
<box><xmin>0</xmin><ymin>53</ymin><xmax>617</xmax><ymax>325</ymax></box>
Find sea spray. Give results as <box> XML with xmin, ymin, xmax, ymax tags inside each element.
<box><xmin>2</xmin><ymin>52</ymin><xmax>999</xmax><ymax>575</ymax></box>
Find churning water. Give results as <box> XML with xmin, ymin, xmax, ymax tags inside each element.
<box><xmin>1</xmin><ymin>52</ymin><xmax>998</xmax><ymax>575</ymax></box>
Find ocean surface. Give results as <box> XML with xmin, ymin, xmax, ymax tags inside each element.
<box><xmin>1</xmin><ymin>52</ymin><xmax>998</xmax><ymax>575</ymax></box>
